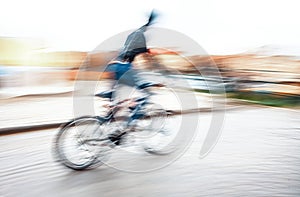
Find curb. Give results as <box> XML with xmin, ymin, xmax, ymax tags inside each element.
<box><xmin>0</xmin><ymin>91</ymin><xmax>73</xmax><ymax>100</ymax></box>
<box><xmin>0</xmin><ymin>122</ymin><xmax>68</xmax><ymax>136</ymax></box>
<box><xmin>0</xmin><ymin>106</ymin><xmax>241</xmax><ymax>136</ymax></box>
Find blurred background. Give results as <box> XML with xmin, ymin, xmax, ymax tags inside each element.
<box><xmin>0</xmin><ymin>38</ymin><xmax>299</xmax><ymax>106</ymax></box>
<box><xmin>0</xmin><ymin>0</ymin><xmax>299</xmax><ymax>105</ymax></box>
<box><xmin>1</xmin><ymin>0</ymin><xmax>300</xmax><ymax>196</ymax></box>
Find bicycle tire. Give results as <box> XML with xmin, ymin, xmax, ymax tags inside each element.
<box><xmin>53</xmin><ymin>116</ymin><xmax>111</xmax><ymax>170</ymax></box>
<box><xmin>138</xmin><ymin>106</ymin><xmax>178</xmax><ymax>155</ymax></box>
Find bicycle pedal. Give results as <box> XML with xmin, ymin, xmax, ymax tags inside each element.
<box><xmin>108</xmin><ymin>132</ymin><xmax>127</xmax><ymax>145</ymax></box>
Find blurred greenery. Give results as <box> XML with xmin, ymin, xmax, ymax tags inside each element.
<box><xmin>227</xmin><ymin>91</ymin><xmax>300</xmax><ymax>107</ymax></box>
<box><xmin>194</xmin><ymin>89</ymin><xmax>300</xmax><ymax>107</ymax></box>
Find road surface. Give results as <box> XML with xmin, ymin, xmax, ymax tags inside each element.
<box><xmin>1</xmin><ymin>107</ymin><xmax>300</xmax><ymax>197</ymax></box>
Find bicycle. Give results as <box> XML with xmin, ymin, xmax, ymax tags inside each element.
<box><xmin>53</xmin><ymin>82</ymin><xmax>176</xmax><ymax>170</ymax></box>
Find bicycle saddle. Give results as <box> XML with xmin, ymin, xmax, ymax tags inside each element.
<box><xmin>95</xmin><ymin>90</ymin><xmax>114</xmax><ymax>99</ymax></box>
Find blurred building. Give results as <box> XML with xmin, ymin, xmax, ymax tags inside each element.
<box><xmin>212</xmin><ymin>54</ymin><xmax>300</xmax><ymax>95</ymax></box>
<box><xmin>0</xmin><ymin>36</ymin><xmax>299</xmax><ymax>96</ymax></box>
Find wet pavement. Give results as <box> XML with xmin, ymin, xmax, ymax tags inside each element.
<box><xmin>0</xmin><ymin>107</ymin><xmax>300</xmax><ymax>196</ymax></box>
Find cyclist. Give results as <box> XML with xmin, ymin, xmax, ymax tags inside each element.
<box><xmin>103</xmin><ymin>10</ymin><xmax>158</xmax><ymax>97</ymax></box>
<box><xmin>98</xmin><ymin>10</ymin><xmax>159</xmax><ymax>143</ymax></box>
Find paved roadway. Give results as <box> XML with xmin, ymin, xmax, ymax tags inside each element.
<box><xmin>1</xmin><ymin>107</ymin><xmax>300</xmax><ymax>197</ymax></box>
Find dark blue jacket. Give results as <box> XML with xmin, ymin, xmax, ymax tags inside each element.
<box><xmin>117</xmin><ymin>10</ymin><xmax>157</xmax><ymax>62</ymax></box>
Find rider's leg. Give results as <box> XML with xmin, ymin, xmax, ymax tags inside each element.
<box><xmin>98</xmin><ymin>62</ymin><xmax>133</xmax><ymax>103</ymax></box>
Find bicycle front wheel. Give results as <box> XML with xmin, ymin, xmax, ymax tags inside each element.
<box><xmin>53</xmin><ymin>116</ymin><xmax>111</xmax><ymax>170</ymax></box>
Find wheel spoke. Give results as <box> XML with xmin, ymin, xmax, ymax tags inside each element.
<box><xmin>54</xmin><ymin>117</ymin><xmax>111</xmax><ymax>170</ymax></box>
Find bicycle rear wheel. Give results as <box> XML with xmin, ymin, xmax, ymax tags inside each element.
<box><xmin>137</xmin><ymin>105</ymin><xmax>178</xmax><ymax>155</ymax></box>
<box><xmin>53</xmin><ymin>116</ymin><xmax>111</xmax><ymax>170</ymax></box>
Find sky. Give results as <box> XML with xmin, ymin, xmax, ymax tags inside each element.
<box><xmin>0</xmin><ymin>0</ymin><xmax>300</xmax><ymax>55</ymax></box>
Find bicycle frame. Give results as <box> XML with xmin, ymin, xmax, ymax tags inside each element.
<box><xmin>102</xmin><ymin>94</ymin><xmax>150</xmax><ymax>126</ymax></box>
